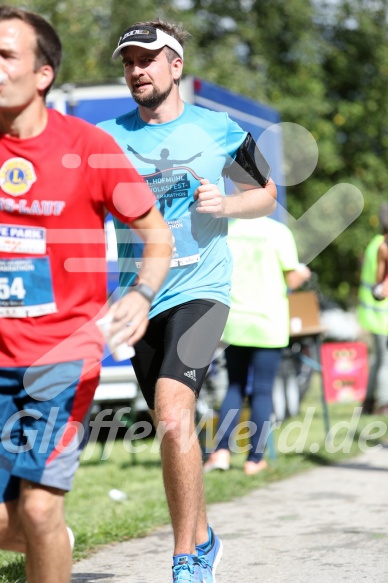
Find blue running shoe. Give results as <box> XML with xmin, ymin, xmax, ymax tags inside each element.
<box><xmin>172</xmin><ymin>554</ymin><xmax>203</xmax><ymax>583</ymax></box>
<box><xmin>196</xmin><ymin>527</ymin><xmax>223</xmax><ymax>583</ymax></box>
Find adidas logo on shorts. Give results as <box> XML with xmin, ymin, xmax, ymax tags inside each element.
<box><xmin>184</xmin><ymin>370</ymin><xmax>196</xmax><ymax>381</ymax></box>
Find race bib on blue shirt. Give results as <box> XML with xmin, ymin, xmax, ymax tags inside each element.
<box><xmin>133</xmin><ymin>214</ymin><xmax>200</xmax><ymax>269</ymax></box>
<box><xmin>168</xmin><ymin>216</ymin><xmax>200</xmax><ymax>267</ymax></box>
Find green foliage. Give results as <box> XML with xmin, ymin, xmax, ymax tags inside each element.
<box><xmin>8</xmin><ymin>0</ymin><xmax>388</xmax><ymax>305</ymax></box>
<box><xmin>318</xmin><ymin>0</ymin><xmax>388</xmax><ymax>268</ymax></box>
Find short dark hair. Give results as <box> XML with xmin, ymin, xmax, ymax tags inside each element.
<box><xmin>0</xmin><ymin>6</ymin><xmax>62</xmax><ymax>97</ymax></box>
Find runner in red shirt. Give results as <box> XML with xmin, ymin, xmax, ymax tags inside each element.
<box><xmin>0</xmin><ymin>7</ymin><xmax>171</xmax><ymax>583</ymax></box>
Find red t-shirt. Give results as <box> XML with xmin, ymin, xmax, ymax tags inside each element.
<box><xmin>0</xmin><ymin>109</ymin><xmax>155</xmax><ymax>367</ymax></box>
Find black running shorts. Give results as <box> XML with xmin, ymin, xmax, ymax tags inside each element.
<box><xmin>131</xmin><ymin>299</ymin><xmax>229</xmax><ymax>410</ymax></box>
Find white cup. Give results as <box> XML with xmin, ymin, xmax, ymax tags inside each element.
<box><xmin>96</xmin><ymin>315</ymin><xmax>135</xmax><ymax>361</ymax></box>
<box><xmin>109</xmin><ymin>489</ymin><xmax>128</xmax><ymax>502</ymax></box>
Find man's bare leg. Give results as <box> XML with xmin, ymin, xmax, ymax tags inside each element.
<box><xmin>154</xmin><ymin>378</ymin><xmax>209</xmax><ymax>555</ymax></box>
<box><xmin>19</xmin><ymin>481</ymin><xmax>72</xmax><ymax>583</ymax></box>
<box><xmin>195</xmin><ymin>481</ymin><xmax>210</xmax><ymax>546</ymax></box>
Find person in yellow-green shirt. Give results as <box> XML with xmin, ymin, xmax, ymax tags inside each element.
<box><xmin>204</xmin><ymin>217</ymin><xmax>310</xmax><ymax>475</ymax></box>
<box><xmin>358</xmin><ymin>204</ymin><xmax>388</xmax><ymax>415</ymax></box>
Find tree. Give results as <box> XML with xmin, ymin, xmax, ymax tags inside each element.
<box><xmin>181</xmin><ymin>0</ymin><xmax>388</xmax><ymax>305</ymax></box>
<box><xmin>313</xmin><ymin>0</ymin><xmax>388</xmax><ymax>303</ymax></box>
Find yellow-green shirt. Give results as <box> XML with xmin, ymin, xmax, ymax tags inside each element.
<box><xmin>357</xmin><ymin>234</ymin><xmax>388</xmax><ymax>335</ymax></box>
<box><xmin>222</xmin><ymin>217</ymin><xmax>299</xmax><ymax>348</ymax></box>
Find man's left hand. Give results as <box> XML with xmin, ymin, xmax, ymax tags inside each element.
<box><xmin>194</xmin><ymin>179</ymin><xmax>224</xmax><ymax>217</ymax></box>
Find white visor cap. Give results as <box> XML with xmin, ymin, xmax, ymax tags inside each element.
<box><xmin>112</xmin><ymin>26</ymin><xmax>184</xmax><ymax>61</ymax></box>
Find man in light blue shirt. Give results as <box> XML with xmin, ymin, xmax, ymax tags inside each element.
<box><xmin>99</xmin><ymin>18</ymin><xmax>277</xmax><ymax>583</ymax></box>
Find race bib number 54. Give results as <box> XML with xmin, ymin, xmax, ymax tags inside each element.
<box><xmin>0</xmin><ymin>257</ymin><xmax>57</xmax><ymax>318</ymax></box>
<box><xmin>0</xmin><ymin>276</ymin><xmax>26</xmax><ymax>300</ymax></box>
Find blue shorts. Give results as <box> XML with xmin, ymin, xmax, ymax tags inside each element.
<box><xmin>0</xmin><ymin>360</ymin><xmax>100</xmax><ymax>502</ymax></box>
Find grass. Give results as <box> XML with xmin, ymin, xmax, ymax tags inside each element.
<box><xmin>0</xmin><ymin>373</ymin><xmax>387</xmax><ymax>581</ymax></box>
